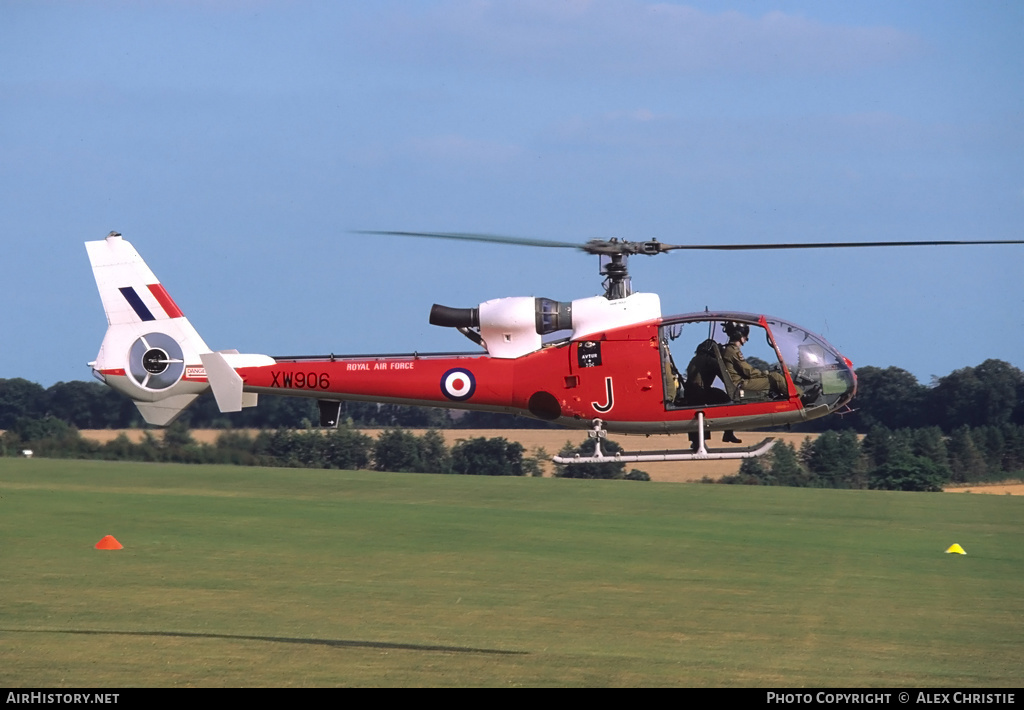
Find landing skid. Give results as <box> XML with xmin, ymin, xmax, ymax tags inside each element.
<box><xmin>552</xmin><ymin>414</ymin><xmax>777</xmax><ymax>464</ymax></box>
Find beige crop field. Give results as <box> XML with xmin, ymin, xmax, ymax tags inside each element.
<box><xmin>945</xmin><ymin>483</ymin><xmax>1024</xmax><ymax>496</ymax></box>
<box><xmin>77</xmin><ymin>428</ymin><xmax>823</xmax><ymax>481</ymax></box>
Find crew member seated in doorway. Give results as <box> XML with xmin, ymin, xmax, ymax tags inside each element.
<box><xmin>683</xmin><ymin>340</ymin><xmax>723</xmax><ymax>403</ymax></box>
<box><xmin>685</xmin><ymin>338</ymin><xmax>741</xmax><ymax>446</ymax></box>
<box><xmin>721</xmin><ymin>322</ymin><xmax>791</xmax><ymax>401</ymax></box>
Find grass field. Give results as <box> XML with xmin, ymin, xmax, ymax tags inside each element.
<box><xmin>2</xmin><ymin>458</ymin><xmax>1022</xmax><ymax>687</ymax></box>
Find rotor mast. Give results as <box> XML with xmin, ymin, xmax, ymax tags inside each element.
<box><xmin>599</xmin><ymin>251</ymin><xmax>633</xmax><ymax>299</ymax></box>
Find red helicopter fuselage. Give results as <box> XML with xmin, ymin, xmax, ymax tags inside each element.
<box><xmin>235</xmin><ymin>311</ymin><xmax>856</xmax><ymax>436</ymax></box>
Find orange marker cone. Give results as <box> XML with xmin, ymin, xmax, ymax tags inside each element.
<box><xmin>95</xmin><ymin>535</ymin><xmax>123</xmax><ymax>550</ymax></box>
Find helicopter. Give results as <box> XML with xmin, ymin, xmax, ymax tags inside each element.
<box><xmin>85</xmin><ymin>230</ymin><xmax>1023</xmax><ymax>464</ymax></box>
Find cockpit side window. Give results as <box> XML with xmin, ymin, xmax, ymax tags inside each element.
<box><xmin>660</xmin><ymin>319</ymin><xmax>788</xmax><ymax>409</ymax></box>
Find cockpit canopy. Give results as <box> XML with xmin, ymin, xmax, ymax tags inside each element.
<box><xmin>659</xmin><ymin>312</ymin><xmax>855</xmax><ymax>411</ymax></box>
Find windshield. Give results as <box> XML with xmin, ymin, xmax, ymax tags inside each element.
<box><xmin>763</xmin><ymin>318</ymin><xmax>855</xmax><ymax>407</ymax></box>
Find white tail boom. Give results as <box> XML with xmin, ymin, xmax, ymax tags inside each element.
<box><xmin>86</xmin><ymin>232</ymin><xmax>270</xmax><ymax>425</ymax></box>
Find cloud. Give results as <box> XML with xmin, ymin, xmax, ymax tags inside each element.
<box><xmin>347</xmin><ymin>133</ymin><xmax>524</xmax><ymax>168</ymax></box>
<box><xmin>362</xmin><ymin>1</ymin><xmax>923</xmax><ymax>77</ymax></box>
<box><xmin>408</xmin><ymin>134</ymin><xmax>524</xmax><ymax>163</ymax></box>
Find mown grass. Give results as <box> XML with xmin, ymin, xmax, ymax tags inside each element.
<box><xmin>1</xmin><ymin>458</ymin><xmax>1021</xmax><ymax>687</ymax></box>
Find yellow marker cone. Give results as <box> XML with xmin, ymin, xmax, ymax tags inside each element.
<box><xmin>945</xmin><ymin>543</ymin><xmax>966</xmax><ymax>555</ymax></box>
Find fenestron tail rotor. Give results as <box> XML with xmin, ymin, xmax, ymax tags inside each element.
<box><xmin>358</xmin><ymin>230</ymin><xmax>1024</xmax><ymax>299</ymax></box>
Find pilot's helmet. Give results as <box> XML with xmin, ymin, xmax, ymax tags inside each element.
<box><xmin>723</xmin><ymin>322</ymin><xmax>750</xmax><ymax>341</ymax></box>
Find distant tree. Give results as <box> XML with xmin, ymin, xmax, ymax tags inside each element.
<box><xmin>9</xmin><ymin>416</ymin><xmax>92</xmax><ymax>458</ymax></box>
<box><xmin>43</xmin><ymin>380</ymin><xmax>128</xmax><ymax>428</ymax></box>
<box><xmin>869</xmin><ymin>453</ymin><xmax>945</xmax><ymax>492</ymax></box>
<box><xmin>450</xmin><ymin>437</ymin><xmax>524</xmax><ymax>476</ymax></box>
<box><xmin>521</xmin><ymin>446</ymin><xmax>549</xmax><ymax>477</ymax></box>
<box><xmin>0</xmin><ymin>379</ymin><xmax>46</xmax><ymax>428</ymax></box>
<box><xmin>980</xmin><ymin>426</ymin><xmax>1004</xmax><ymax>474</ymax></box>
<box><xmin>452</xmin><ymin>411</ymin><xmax>557</xmax><ymax>429</ymax></box>
<box><xmin>746</xmin><ymin>356</ymin><xmax>771</xmax><ymax>372</ymax></box>
<box><xmin>319</xmin><ymin>427</ymin><xmax>373</xmax><ymax>469</ymax></box>
<box><xmin>215</xmin><ymin>429</ymin><xmax>255</xmax><ymax>451</ymax></box>
<box><xmin>1016</xmin><ymin>380</ymin><xmax>1024</xmax><ymax>426</ymax></box>
<box><xmin>337</xmin><ymin>401</ymin><xmax>382</xmax><ymax>426</ymax></box>
<box><xmin>417</xmin><ymin>429</ymin><xmax>451</xmax><ymax>473</ymax></box>
<box><xmin>0</xmin><ymin>429</ymin><xmax>21</xmax><ymax>457</ymax></box>
<box><xmin>767</xmin><ymin>441</ymin><xmax>811</xmax><ymax>486</ymax></box>
<box><xmin>724</xmin><ymin>440</ymin><xmax>835</xmax><ymax>485</ymax></box>
<box><xmin>191</xmin><ymin>393</ymin><xmax>317</xmax><ymax>428</ymax></box>
<box><xmin>722</xmin><ymin>455</ymin><xmax>771</xmax><ymax>485</ymax></box>
<box><xmin>720</xmin><ymin>443</ymin><xmax>810</xmax><ymax>486</ymax></box>
<box><xmin>997</xmin><ymin>424</ymin><xmax>1024</xmax><ymax>474</ymax></box>
<box><xmin>11</xmin><ymin>415</ymin><xmax>74</xmax><ymax>442</ymax></box>
<box><xmin>930</xmin><ymin>360</ymin><xmax>1024</xmax><ymax>431</ymax></box>
<box><xmin>554</xmin><ymin>439</ymin><xmax>626</xmax><ymax>479</ymax></box>
<box><xmin>373</xmin><ymin>428</ymin><xmax>423</xmax><ymax>472</ymax></box>
<box><xmin>860</xmin><ymin>425</ymin><xmax>914</xmax><ymax>469</ymax></box>
<box><xmin>909</xmin><ymin>426</ymin><xmax>952</xmax><ymax>482</ymax></box>
<box><xmin>163</xmin><ymin>420</ymin><xmax>196</xmax><ymax>449</ymax></box>
<box><xmin>339</xmin><ymin>402</ymin><xmax>450</xmax><ymax>428</ymax></box>
<box><xmin>624</xmin><ymin>469</ymin><xmax>651</xmax><ymax>481</ymax></box>
<box><xmin>101</xmin><ymin>433</ymin><xmax>138</xmax><ymax>461</ymax></box>
<box><xmin>136</xmin><ymin>431</ymin><xmax>161</xmax><ymax>462</ymax></box>
<box><xmin>379</xmin><ymin>404</ymin><xmax>450</xmax><ymax>428</ymax></box>
<box><xmin>253</xmin><ymin>429</ymin><xmax>296</xmax><ymax>464</ymax></box>
<box><xmin>160</xmin><ymin>421</ymin><xmax>206</xmax><ymax>463</ymax></box>
<box><xmin>801</xmin><ymin>430</ymin><xmax>866</xmax><ymax>488</ymax></box>
<box><xmin>848</xmin><ymin>366</ymin><xmax>929</xmax><ymax>431</ymax></box>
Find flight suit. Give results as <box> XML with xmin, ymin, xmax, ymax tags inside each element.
<box><xmin>683</xmin><ymin>343</ymin><xmax>721</xmax><ymax>403</ymax></box>
<box><xmin>721</xmin><ymin>342</ymin><xmax>788</xmax><ymax>398</ymax></box>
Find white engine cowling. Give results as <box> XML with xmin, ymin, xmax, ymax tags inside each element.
<box><xmin>431</xmin><ymin>293</ymin><xmax>662</xmax><ymax>359</ymax></box>
<box><xmin>477</xmin><ymin>297</ymin><xmax>544</xmax><ymax>358</ymax></box>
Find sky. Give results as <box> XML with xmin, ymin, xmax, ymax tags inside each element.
<box><xmin>1</xmin><ymin>0</ymin><xmax>1022</xmax><ymax>389</ymax></box>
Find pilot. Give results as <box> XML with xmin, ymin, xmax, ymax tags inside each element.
<box><xmin>721</xmin><ymin>322</ymin><xmax>790</xmax><ymax>400</ymax></box>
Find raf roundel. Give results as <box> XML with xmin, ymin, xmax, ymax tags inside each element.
<box><xmin>440</xmin><ymin>368</ymin><xmax>476</xmax><ymax>401</ymax></box>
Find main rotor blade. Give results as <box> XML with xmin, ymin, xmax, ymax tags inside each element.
<box><xmin>355</xmin><ymin>230</ymin><xmax>582</xmax><ymax>249</ymax></box>
<box><xmin>357</xmin><ymin>230</ymin><xmax>1024</xmax><ymax>254</ymax></box>
<box><xmin>660</xmin><ymin>239</ymin><xmax>1024</xmax><ymax>251</ymax></box>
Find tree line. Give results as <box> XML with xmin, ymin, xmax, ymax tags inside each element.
<box><xmin>0</xmin><ymin>378</ymin><xmax>552</xmax><ymax>431</ymax></box>
<box><xmin>796</xmin><ymin>359</ymin><xmax>1024</xmax><ymax>433</ymax></box>
<box><xmin>716</xmin><ymin>423</ymin><xmax>1024</xmax><ymax>491</ymax></box>
<box><xmin>0</xmin><ymin>417</ymin><xmax>549</xmax><ymax>476</ymax></box>
<box><xmin>1</xmin><ymin>414</ymin><xmax>658</xmax><ymax>480</ymax></box>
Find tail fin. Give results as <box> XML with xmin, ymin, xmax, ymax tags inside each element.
<box><xmin>86</xmin><ymin>231</ymin><xmax>213</xmax><ymax>425</ymax></box>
